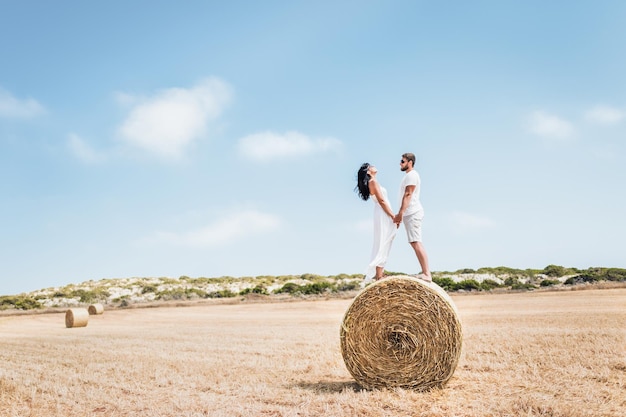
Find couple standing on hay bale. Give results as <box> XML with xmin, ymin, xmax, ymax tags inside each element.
<box><xmin>356</xmin><ymin>152</ymin><xmax>431</xmax><ymax>285</ymax></box>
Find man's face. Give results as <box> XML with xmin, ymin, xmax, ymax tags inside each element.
<box><xmin>400</xmin><ymin>158</ymin><xmax>409</xmax><ymax>172</ymax></box>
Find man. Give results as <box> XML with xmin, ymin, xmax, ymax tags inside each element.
<box><xmin>393</xmin><ymin>152</ymin><xmax>431</xmax><ymax>282</ymax></box>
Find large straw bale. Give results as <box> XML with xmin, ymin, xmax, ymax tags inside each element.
<box><xmin>88</xmin><ymin>303</ymin><xmax>104</xmax><ymax>315</ymax></box>
<box><xmin>340</xmin><ymin>276</ymin><xmax>462</xmax><ymax>390</ymax></box>
<box><xmin>65</xmin><ymin>308</ymin><xmax>89</xmax><ymax>328</ymax></box>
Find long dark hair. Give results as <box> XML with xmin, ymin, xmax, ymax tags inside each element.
<box><xmin>355</xmin><ymin>163</ymin><xmax>371</xmax><ymax>201</ymax></box>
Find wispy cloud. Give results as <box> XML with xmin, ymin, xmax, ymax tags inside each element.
<box><xmin>0</xmin><ymin>88</ymin><xmax>45</xmax><ymax>118</ymax></box>
<box><xmin>584</xmin><ymin>105</ymin><xmax>624</xmax><ymax>125</ymax></box>
<box><xmin>67</xmin><ymin>133</ymin><xmax>106</xmax><ymax>164</ymax></box>
<box><xmin>117</xmin><ymin>77</ymin><xmax>231</xmax><ymax>159</ymax></box>
<box><xmin>528</xmin><ymin>111</ymin><xmax>574</xmax><ymax>140</ymax></box>
<box><xmin>238</xmin><ymin>131</ymin><xmax>342</xmax><ymax>161</ymax></box>
<box><xmin>141</xmin><ymin>209</ymin><xmax>281</xmax><ymax>247</ymax></box>
<box><xmin>449</xmin><ymin>211</ymin><xmax>495</xmax><ymax>232</ymax></box>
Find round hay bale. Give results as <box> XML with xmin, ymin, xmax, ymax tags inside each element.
<box><xmin>88</xmin><ymin>303</ymin><xmax>104</xmax><ymax>315</ymax></box>
<box><xmin>340</xmin><ymin>275</ymin><xmax>462</xmax><ymax>391</ymax></box>
<box><xmin>65</xmin><ymin>308</ymin><xmax>89</xmax><ymax>328</ymax></box>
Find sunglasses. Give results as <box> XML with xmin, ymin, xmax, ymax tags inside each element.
<box><xmin>400</xmin><ymin>159</ymin><xmax>407</xmax><ymax>164</ymax></box>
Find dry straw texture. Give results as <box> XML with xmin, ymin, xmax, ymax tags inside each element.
<box><xmin>340</xmin><ymin>275</ymin><xmax>462</xmax><ymax>390</ymax></box>
<box><xmin>88</xmin><ymin>303</ymin><xmax>104</xmax><ymax>315</ymax></box>
<box><xmin>65</xmin><ymin>308</ymin><xmax>89</xmax><ymax>328</ymax></box>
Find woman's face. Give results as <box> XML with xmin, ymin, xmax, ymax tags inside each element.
<box><xmin>367</xmin><ymin>165</ymin><xmax>378</xmax><ymax>176</ymax></box>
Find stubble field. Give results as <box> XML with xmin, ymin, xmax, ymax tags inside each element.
<box><xmin>1</xmin><ymin>287</ymin><xmax>624</xmax><ymax>417</ymax></box>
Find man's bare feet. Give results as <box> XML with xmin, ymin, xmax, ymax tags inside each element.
<box><xmin>415</xmin><ymin>273</ymin><xmax>432</xmax><ymax>283</ymax></box>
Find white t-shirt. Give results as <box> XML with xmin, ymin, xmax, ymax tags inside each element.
<box><xmin>399</xmin><ymin>170</ymin><xmax>423</xmax><ymax>216</ymax></box>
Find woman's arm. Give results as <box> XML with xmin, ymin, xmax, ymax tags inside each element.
<box><xmin>368</xmin><ymin>180</ymin><xmax>395</xmax><ymax>218</ymax></box>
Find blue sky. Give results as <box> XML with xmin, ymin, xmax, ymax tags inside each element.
<box><xmin>2</xmin><ymin>1</ymin><xmax>625</xmax><ymax>295</ymax></box>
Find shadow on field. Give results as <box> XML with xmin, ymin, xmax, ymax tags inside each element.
<box><xmin>294</xmin><ymin>381</ymin><xmax>363</xmax><ymax>393</ymax></box>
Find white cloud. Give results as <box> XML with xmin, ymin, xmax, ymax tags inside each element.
<box><xmin>117</xmin><ymin>77</ymin><xmax>231</xmax><ymax>158</ymax></box>
<box><xmin>67</xmin><ymin>133</ymin><xmax>106</xmax><ymax>164</ymax></box>
<box><xmin>238</xmin><ymin>130</ymin><xmax>342</xmax><ymax>161</ymax></box>
<box><xmin>449</xmin><ymin>211</ymin><xmax>495</xmax><ymax>232</ymax></box>
<box><xmin>0</xmin><ymin>88</ymin><xmax>45</xmax><ymax>118</ymax></box>
<box><xmin>143</xmin><ymin>209</ymin><xmax>281</xmax><ymax>247</ymax></box>
<box><xmin>584</xmin><ymin>105</ymin><xmax>624</xmax><ymax>125</ymax></box>
<box><xmin>528</xmin><ymin>111</ymin><xmax>574</xmax><ymax>140</ymax></box>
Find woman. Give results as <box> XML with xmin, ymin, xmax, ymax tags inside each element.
<box><xmin>356</xmin><ymin>163</ymin><xmax>397</xmax><ymax>283</ymax></box>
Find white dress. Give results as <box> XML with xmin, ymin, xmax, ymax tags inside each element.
<box><xmin>364</xmin><ymin>186</ymin><xmax>397</xmax><ymax>281</ymax></box>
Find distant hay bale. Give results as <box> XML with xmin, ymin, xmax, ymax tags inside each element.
<box><xmin>88</xmin><ymin>303</ymin><xmax>104</xmax><ymax>315</ymax></box>
<box><xmin>340</xmin><ymin>276</ymin><xmax>462</xmax><ymax>391</ymax></box>
<box><xmin>65</xmin><ymin>308</ymin><xmax>89</xmax><ymax>328</ymax></box>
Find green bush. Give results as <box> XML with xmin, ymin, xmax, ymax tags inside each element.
<box><xmin>304</xmin><ymin>281</ymin><xmax>334</xmax><ymax>294</ymax></box>
<box><xmin>239</xmin><ymin>285</ymin><xmax>268</xmax><ymax>296</ymax></box>
<box><xmin>69</xmin><ymin>288</ymin><xmax>111</xmax><ymax>303</ymax></box>
<box><xmin>156</xmin><ymin>288</ymin><xmax>208</xmax><ymax>300</ymax></box>
<box><xmin>156</xmin><ymin>288</ymin><xmax>187</xmax><ymax>300</ymax></box>
<box><xmin>477</xmin><ymin>266</ymin><xmax>539</xmax><ymax>277</ymax></box>
<box><xmin>433</xmin><ymin>277</ymin><xmax>456</xmax><ymax>291</ymax></box>
<box><xmin>511</xmin><ymin>281</ymin><xmax>536</xmax><ymax>290</ymax></box>
<box><xmin>576</xmin><ymin>267</ymin><xmax>626</xmax><ymax>282</ymax></box>
<box><xmin>207</xmin><ymin>289</ymin><xmax>236</xmax><ymax>298</ymax></box>
<box><xmin>564</xmin><ymin>276</ymin><xmax>581</xmax><ymax>285</ymax></box>
<box><xmin>572</xmin><ymin>270</ymin><xmax>602</xmax><ymax>284</ymax></box>
<box><xmin>336</xmin><ymin>281</ymin><xmax>360</xmax><ymax>292</ymax></box>
<box><xmin>274</xmin><ymin>282</ymin><xmax>302</xmax><ymax>294</ymax></box>
<box><xmin>141</xmin><ymin>284</ymin><xmax>158</xmax><ymax>294</ymax></box>
<box><xmin>542</xmin><ymin>264</ymin><xmax>567</xmax><ymax>277</ymax></box>
<box><xmin>185</xmin><ymin>277</ymin><xmax>213</xmax><ymax>285</ymax></box>
<box><xmin>383</xmin><ymin>270</ymin><xmax>407</xmax><ymax>277</ymax></box>
<box><xmin>299</xmin><ymin>273</ymin><xmax>324</xmax><ymax>281</ymax></box>
<box><xmin>480</xmin><ymin>279</ymin><xmax>501</xmax><ymax>291</ymax></box>
<box><xmin>0</xmin><ymin>296</ymin><xmax>42</xmax><ymax>310</ymax></box>
<box><xmin>187</xmin><ymin>288</ymin><xmax>208</xmax><ymax>298</ymax></box>
<box><xmin>540</xmin><ymin>279</ymin><xmax>560</xmax><ymax>287</ymax></box>
<box><xmin>504</xmin><ymin>277</ymin><xmax>520</xmax><ymax>287</ymax></box>
<box><xmin>274</xmin><ymin>281</ymin><xmax>335</xmax><ymax>295</ymax></box>
<box><xmin>605</xmin><ymin>268</ymin><xmax>626</xmax><ymax>281</ymax></box>
<box><xmin>454</xmin><ymin>279</ymin><xmax>481</xmax><ymax>291</ymax></box>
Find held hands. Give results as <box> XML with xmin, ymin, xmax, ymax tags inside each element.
<box><xmin>389</xmin><ymin>214</ymin><xmax>400</xmax><ymax>229</ymax></box>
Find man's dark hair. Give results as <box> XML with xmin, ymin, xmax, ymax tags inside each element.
<box><xmin>402</xmin><ymin>152</ymin><xmax>415</xmax><ymax>167</ymax></box>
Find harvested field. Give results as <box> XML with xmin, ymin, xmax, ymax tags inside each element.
<box><xmin>1</xmin><ymin>288</ymin><xmax>625</xmax><ymax>417</ymax></box>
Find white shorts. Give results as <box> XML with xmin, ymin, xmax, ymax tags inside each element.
<box><xmin>403</xmin><ymin>211</ymin><xmax>423</xmax><ymax>243</ymax></box>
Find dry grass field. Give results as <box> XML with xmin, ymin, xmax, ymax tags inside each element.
<box><xmin>1</xmin><ymin>287</ymin><xmax>624</xmax><ymax>417</ymax></box>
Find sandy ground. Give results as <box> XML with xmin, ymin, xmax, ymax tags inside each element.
<box><xmin>1</xmin><ymin>288</ymin><xmax>625</xmax><ymax>416</ymax></box>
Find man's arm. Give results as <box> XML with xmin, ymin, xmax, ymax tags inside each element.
<box><xmin>394</xmin><ymin>185</ymin><xmax>416</xmax><ymax>223</ymax></box>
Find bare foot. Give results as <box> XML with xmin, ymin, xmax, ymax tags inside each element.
<box><xmin>415</xmin><ymin>273</ymin><xmax>432</xmax><ymax>282</ymax></box>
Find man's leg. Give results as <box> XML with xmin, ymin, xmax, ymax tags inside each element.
<box><xmin>404</xmin><ymin>212</ymin><xmax>431</xmax><ymax>280</ymax></box>
<box><xmin>409</xmin><ymin>241</ymin><xmax>430</xmax><ymax>278</ymax></box>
